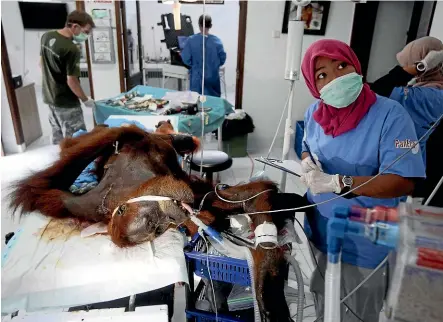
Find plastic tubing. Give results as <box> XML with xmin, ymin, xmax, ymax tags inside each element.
<box><xmin>245</xmin><ymin>248</ymin><xmax>261</xmax><ymax>322</ymax></box>
<box><xmin>324</xmin><ymin>255</ymin><xmax>341</xmax><ymax>322</ymax></box>
<box><xmin>284</xmin><ymin>253</ymin><xmax>305</xmax><ymax>322</ymax></box>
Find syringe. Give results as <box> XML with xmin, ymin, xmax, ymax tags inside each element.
<box><xmin>349</xmin><ymin>206</ymin><xmax>399</xmax><ymax>224</ymax></box>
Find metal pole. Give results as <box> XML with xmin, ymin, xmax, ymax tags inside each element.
<box><xmin>128</xmin><ymin>294</ymin><xmax>136</xmax><ymax>311</ymax></box>
<box><xmin>280</xmin><ymin>86</ymin><xmax>294</xmax><ymax>192</ymax></box>
<box><xmin>218</xmin><ymin>125</ymin><xmax>223</xmax><ymax>151</ymax></box>
<box><xmin>424</xmin><ymin>175</ymin><xmax>443</xmax><ymax>206</ymax></box>
<box><xmin>279</xmin><ymin>3</ymin><xmax>305</xmax><ymax>191</ymax></box>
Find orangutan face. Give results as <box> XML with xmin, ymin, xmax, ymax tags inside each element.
<box><xmin>108</xmin><ymin>176</ymin><xmax>194</xmax><ymax>246</ymax></box>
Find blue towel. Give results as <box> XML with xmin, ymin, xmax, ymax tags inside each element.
<box><xmin>69</xmin><ymin>130</ymin><xmax>99</xmax><ymax>195</ymax></box>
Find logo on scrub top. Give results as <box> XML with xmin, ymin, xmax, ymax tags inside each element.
<box><xmin>395</xmin><ymin>139</ymin><xmax>419</xmax><ymax>154</ymax></box>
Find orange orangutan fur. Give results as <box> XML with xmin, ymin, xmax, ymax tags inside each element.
<box><xmin>8</xmin><ymin>124</ymin><xmax>304</xmax><ymax>322</ymax></box>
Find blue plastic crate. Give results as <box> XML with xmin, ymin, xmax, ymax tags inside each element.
<box><xmin>185</xmin><ymin>251</ymin><xmax>251</xmax><ymax>287</ymax></box>
<box><xmin>186</xmin><ymin>310</ymin><xmax>245</xmax><ymax>322</ymax></box>
<box><xmin>294</xmin><ymin>121</ymin><xmax>304</xmax><ymax>159</ymax></box>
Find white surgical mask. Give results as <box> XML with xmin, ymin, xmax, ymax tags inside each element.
<box><xmin>319</xmin><ymin>72</ymin><xmax>364</xmax><ymax>108</ymax></box>
<box><xmin>70</xmin><ymin>25</ymin><xmax>89</xmax><ymax>43</ymax></box>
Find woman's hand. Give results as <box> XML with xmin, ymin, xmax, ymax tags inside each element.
<box><xmin>301</xmin><ymin>152</ymin><xmax>323</xmax><ymax>173</ymax></box>
<box><xmin>300</xmin><ymin>171</ymin><xmax>341</xmax><ymax>195</ymax></box>
<box><xmin>301</xmin><ymin>171</ymin><xmax>415</xmax><ymax>199</ymax></box>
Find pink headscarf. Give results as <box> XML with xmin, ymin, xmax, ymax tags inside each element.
<box><xmin>301</xmin><ymin>39</ymin><xmax>377</xmax><ymax>137</ymax></box>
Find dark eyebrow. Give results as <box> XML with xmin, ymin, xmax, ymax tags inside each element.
<box><xmin>315</xmin><ymin>59</ymin><xmax>339</xmax><ymax>73</ymax></box>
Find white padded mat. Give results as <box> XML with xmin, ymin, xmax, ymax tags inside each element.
<box><xmin>1</xmin><ymin>214</ymin><xmax>188</xmax><ymax>314</ymax></box>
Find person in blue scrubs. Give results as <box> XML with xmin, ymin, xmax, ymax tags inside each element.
<box><xmin>181</xmin><ymin>15</ymin><xmax>227</xmax><ymax>97</ymax></box>
<box><xmin>299</xmin><ymin>39</ymin><xmax>426</xmax><ymax>322</ymax></box>
<box><xmin>388</xmin><ymin>37</ymin><xmax>443</xmax><ymax>206</ymax></box>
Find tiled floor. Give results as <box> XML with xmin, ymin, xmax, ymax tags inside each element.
<box><xmin>1</xmin><ymin>139</ymin><xmax>316</xmax><ymax>321</ymax></box>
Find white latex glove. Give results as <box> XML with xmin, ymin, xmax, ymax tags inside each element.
<box><xmin>418</xmin><ymin>50</ymin><xmax>443</xmax><ymax>71</ymax></box>
<box><xmin>300</xmin><ymin>170</ymin><xmax>341</xmax><ymax>195</ymax></box>
<box><xmin>83</xmin><ymin>98</ymin><xmax>96</xmax><ymax>108</ymax></box>
<box><xmin>301</xmin><ymin>155</ymin><xmax>323</xmax><ymax>174</ymax></box>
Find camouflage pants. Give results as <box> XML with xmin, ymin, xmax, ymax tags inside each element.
<box><xmin>48</xmin><ymin>105</ymin><xmax>86</xmax><ymax>145</ymax></box>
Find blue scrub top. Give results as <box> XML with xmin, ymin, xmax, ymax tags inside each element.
<box><xmin>389</xmin><ymin>86</ymin><xmax>443</xmax><ymax>164</ymax></box>
<box><xmin>181</xmin><ymin>33</ymin><xmax>227</xmax><ymax>97</ymax></box>
<box><xmin>302</xmin><ymin>95</ymin><xmax>426</xmax><ymax>269</ymax></box>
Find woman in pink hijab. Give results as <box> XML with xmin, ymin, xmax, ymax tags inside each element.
<box><xmin>299</xmin><ymin>39</ymin><xmax>425</xmax><ymax>321</ymax></box>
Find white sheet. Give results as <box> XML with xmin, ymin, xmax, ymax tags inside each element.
<box><xmin>1</xmin><ymin>214</ymin><xmax>188</xmax><ymax>314</ymax></box>
<box><xmin>1</xmin><ymin>306</ymin><xmax>168</xmax><ymax>322</ymax></box>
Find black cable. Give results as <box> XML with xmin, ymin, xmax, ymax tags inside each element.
<box><xmin>294</xmin><ymin>218</ymin><xmax>366</xmax><ymax>322</ymax></box>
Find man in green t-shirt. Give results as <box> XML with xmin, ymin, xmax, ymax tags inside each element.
<box><xmin>40</xmin><ymin>10</ymin><xmax>96</xmax><ymax>144</ymax></box>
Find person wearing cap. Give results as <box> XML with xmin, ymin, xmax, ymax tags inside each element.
<box><xmin>181</xmin><ymin>14</ymin><xmax>226</xmax><ymax>97</ymax></box>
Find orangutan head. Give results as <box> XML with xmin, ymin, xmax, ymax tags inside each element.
<box><xmin>108</xmin><ymin>176</ymin><xmax>194</xmax><ymax>246</ymax></box>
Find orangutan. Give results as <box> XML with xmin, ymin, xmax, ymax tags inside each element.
<box><xmin>9</xmin><ymin>125</ymin><xmax>306</xmax><ymax>321</ymax></box>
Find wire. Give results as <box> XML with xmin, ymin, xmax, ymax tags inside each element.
<box><xmin>340</xmin><ymin>256</ymin><xmax>388</xmax><ymax>306</ymax></box>
<box><xmin>294</xmin><ymin>218</ymin><xmax>366</xmax><ymax>322</ymax></box>
<box><xmin>263</xmin><ymin>81</ymin><xmax>296</xmax><ymax>171</ymax></box>
<box><xmin>213</xmin><ymin>183</ymin><xmax>274</xmax><ymax>204</ymax></box>
<box><xmin>201</xmin><ymin>233</ymin><xmax>218</xmax><ymax>321</ymax></box>
<box><xmin>231</xmin><ymin>113</ymin><xmax>443</xmax><ymax>217</ymax></box>
<box><xmin>247</xmin><ymin>152</ymin><xmax>255</xmax><ymax>179</ymax></box>
<box><xmin>199</xmin><ymin>0</ymin><xmax>207</xmax><ymax>177</ymax></box>
<box><xmin>424</xmin><ymin>175</ymin><xmax>443</xmax><ymax>206</ymax></box>
<box><xmin>296</xmin><ymin>239</ymin><xmax>314</xmax><ymax>273</ymax></box>
<box><xmin>198</xmin><ymin>191</ymin><xmax>214</xmax><ymax>211</ymax></box>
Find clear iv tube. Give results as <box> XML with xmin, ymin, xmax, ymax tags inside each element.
<box><xmin>325</xmin><ymin>254</ymin><xmax>341</xmax><ymax>322</ymax></box>
<box><xmin>199</xmin><ymin>0</ymin><xmax>206</xmax><ymax>176</ymax></box>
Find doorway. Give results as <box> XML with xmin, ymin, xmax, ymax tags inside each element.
<box><xmin>350</xmin><ymin>1</ymin><xmax>437</xmax><ymax>82</ymax></box>
<box><xmin>120</xmin><ymin>0</ymin><xmax>144</xmax><ymax>90</ymax></box>
<box><xmin>1</xmin><ymin>23</ymin><xmax>25</xmax><ymax>154</ymax></box>
<box><xmin>135</xmin><ymin>1</ymin><xmax>246</xmax><ymax>107</ymax></box>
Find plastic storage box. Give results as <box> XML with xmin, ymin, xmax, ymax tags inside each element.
<box><xmin>185</xmin><ymin>236</ymin><xmax>253</xmax><ymax>321</ymax></box>
<box><xmin>185</xmin><ymin>251</ymin><xmax>251</xmax><ymax>287</ymax></box>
